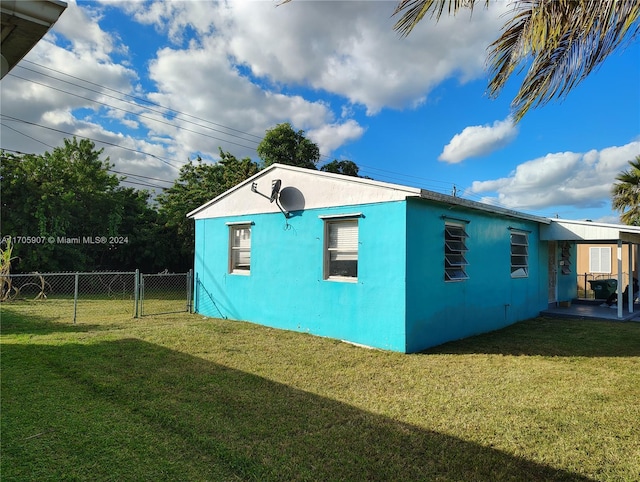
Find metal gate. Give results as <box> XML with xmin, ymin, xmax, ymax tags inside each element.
<box><xmin>138</xmin><ymin>270</ymin><xmax>193</xmax><ymax>316</ymax></box>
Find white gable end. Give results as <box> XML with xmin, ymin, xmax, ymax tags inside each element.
<box><xmin>188</xmin><ymin>164</ymin><xmax>420</xmax><ymax>220</ymax></box>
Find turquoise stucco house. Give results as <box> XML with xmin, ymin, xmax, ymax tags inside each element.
<box><xmin>188</xmin><ymin>164</ymin><xmax>640</xmax><ymax>353</ymax></box>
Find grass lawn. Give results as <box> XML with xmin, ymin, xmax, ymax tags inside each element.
<box><xmin>2</xmin><ymin>300</ymin><xmax>639</xmax><ymax>481</ymax></box>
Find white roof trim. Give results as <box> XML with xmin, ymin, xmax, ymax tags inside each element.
<box><xmin>419</xmin><ymin>190</ymin><xmax>550</xmax><ymax>225</ymax></box>
<box><xmin>187</xmin><ymin>163</ymin><xmax>556</xmax><ymax>226</ymax></box>
<box><xmin>187</xmin><ymin>163</ymin><xmax>420</xmax><ymax>218</ymax></box>
<box><xmin>541</xmin><ymin>218</ymin><xmax>640</xmax><ymax>243</ymax></box>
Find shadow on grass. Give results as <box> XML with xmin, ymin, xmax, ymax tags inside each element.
<box><xmin>2</xmin><ymin>338</ymin><xmax>594</xmax><ymax>481</ymax></box>
<box><xmin>0</xmin><ymin>304</ymin><xmax>104</xmax><ymax>335</ymax></box>
<box><xmin>424</xmin><ymin>317</ymin><xmax>640</xmax><ymax>357</ymax></box>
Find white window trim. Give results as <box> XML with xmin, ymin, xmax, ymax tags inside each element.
<box><xmin>510</xmin><ymin>231</ymin><xmax>529</xmax><ymax>278</ymax></box>
<box><xmin>229</xmin><ymin>223</ymin><xmax>252</xmax><ymax>275</ymax></box>
<box><xmin>318</xmin><ymin>212</ymin><xmax>363</xmax><ymax>220</ymax></box>
<box><xmin>323</xmin><ymin>218</ymin><xmax>359</xmax><ymax>282</ymax></box>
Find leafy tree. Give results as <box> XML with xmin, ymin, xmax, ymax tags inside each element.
<box><xmin>257</xmin><ymin>122</ymin><xmax>320</xmax><ymax>169</ymax></box>
<box><xmin>612</xmin><ymin>156</ymin><xmax>640</xmax><ymax>226</ymax></box>
<box><xmin>320</xmin><ymin>160</ymin><xmax>361</xmax><ymax>177</ymax></box>
<box><xmin>157</xmin><ymin>151</ymin><xmax>260</xmax><ymax>268</ymax></box>
<box><xmin>0</xmin><ymin>138</ymin><xmax>132</xmax><ymax>272</ymax></box>
<box><xmin>100</xmin><ymin>188</ymin><xmax>173</xmax><ymax>272</ymax></box>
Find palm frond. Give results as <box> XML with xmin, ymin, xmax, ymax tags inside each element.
<box><xmin>612</xmin><ymin>156</ymin><xmax>640</xmax><ymax>225</ymax></box>
<box><xmin>489</xmin><ymin>0</ymin><xmax>640</xmax><ymax>122</ymax></box>
<box><xmin>392</xmin><ymin>0</ymin><xmax>488</xmax><ymax>37</ymax></box>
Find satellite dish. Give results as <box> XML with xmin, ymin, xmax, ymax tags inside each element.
<box><xmin>270</xmin><ymin>179</ymin><xmax>282</xmax><ymax>203</ymax></box>
<box><xmin>279</xmin><ymin>186</ymin><xmax>305</xmax><ymax>212</ymax></box>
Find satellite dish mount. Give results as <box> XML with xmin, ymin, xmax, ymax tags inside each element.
<box><xmin>251</xmin><ymin>179</ymin><xmax>290</xmax><ymax>218</ymax></box>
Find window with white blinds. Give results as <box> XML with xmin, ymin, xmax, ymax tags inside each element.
<box><xmin>510</xmin><ymin>231</ymin><xmax>529</xmax><ymax>278</ymax></box>
<box><xmin>229</xmin><ymin>224</ymin><xmax>251</xmax><ymax>274</ymax></box>
<box><xmin>444</xmin><ymin>223</ymin><xmax>469</xmax><ymax>281</ymax></box>
<box><xmin>325</xmin><ymin>219</ymin><xmax>358</xmax><ymax>280</ymax></box>
<box><xmin>589</xmin><ymin>246</ymin><xmax>611</xmax><ymax>273</ymax></box>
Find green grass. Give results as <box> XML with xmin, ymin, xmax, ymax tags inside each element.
<box><xmin>2</xmin><ymin>301</ymin><xmax>639</xmax><ymax>481</ymax></box>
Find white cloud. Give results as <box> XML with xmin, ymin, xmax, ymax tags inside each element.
<box><xmin>122</xmin><ymin>0</ymin><xmax>507</xmax><ymax>115</ymax></box>
<box><xmin>439</xmin><ymin>118</ymin><xmax>518</xmax><ymax>163</ymax></box>
<box><xmin>218</xmin><ymin>1</ymin><xmax>508</xmax><ymax>114</ymax></box>
<box><xmin>468</xmin><ymin>141</ymin><xmax>640</xmax><ymax>210</ymax></box>
<box><xmin>144</xmin><ymin>37</ymin><xmax>363</xmax><ymax>162</ymax></box>
<box><xmin>308</xmin><ymin>120</ymin><xmax>366</xmax><ymax>157</ymax></box>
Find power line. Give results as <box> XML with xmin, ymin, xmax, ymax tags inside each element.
<box><xmin>1</xmin><ymin>114</ymin><xmax>182</xmax><ymax>169</ymax></box>
<box><xmin>0</xmin><ymin>123</ymin><xmax>56</xmax><ymax>149</ymax></box>
<box><xmin>22</xmin><ymin>59</ymin><xmax>264</xmax><ymax>141</ymax></box>
<box><xmin>8</xmin><ymin>73</ymin><xmax>260</xmax><ymax>152</ymax></box>
<box><xmin>12</xmin><ymin>63</ymin><xmax>356</xmax><ymax>167</ymax></box>
<box><xmin>108</xmin><ymin>169</ymin><xmax>174</xmax><ymax>185</ymax></box>
<box><xmin>0</xmin><ymin>147</ymin><xmax>172</xmax><ymax>191</ymax></box>
<box><xmin>15</xmin><ymin>65</ymin><xmax>262</xmax><ymax>145</ymax></box>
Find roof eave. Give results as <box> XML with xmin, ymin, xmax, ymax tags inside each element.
<box><xmin>418</xmin><ymin>189</ymin><xmax>551</xmax><ymax>225</ymax></box>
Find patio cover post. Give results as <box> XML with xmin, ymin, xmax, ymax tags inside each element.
<box><xmin>617</xmin><ymin>240</ymin><xmax>623</xmax><ymax>319</ymax></box>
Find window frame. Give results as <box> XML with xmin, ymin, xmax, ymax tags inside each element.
<box><xmin>589</xmin><ymin>246</ymin><xmax>611</xmax><ymax>274</ymax></box>
<box><xmin>228</xmin><ymin>223</ymin><xmax>252</xmax><ymax>275</ymax></box>
<box><xmin>444</xmin><ymin>222</ymin><xmax>469</xmax><ymax>282</ymax></box>
<box><xmin>323</xmin><ymin>218</ymin><xmax>359</xmax><ymax>282</ymax></box>
<box><xmin>510</xmin><ymin>231</ymin><xmax>529</xmax><ymax>278</ymax></box>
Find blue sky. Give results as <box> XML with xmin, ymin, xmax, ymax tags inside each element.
<box><xmin>1</xmin><ymin>0</ymin><xmax>638</xmax><ymax>222</ymax></box>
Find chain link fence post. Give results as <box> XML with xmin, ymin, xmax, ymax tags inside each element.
<box><xmin>187</xmin><ymin>269</ymin><xmax>193</xmax><ymax>313</ymax></box>
<box><xmin>73</xmin><ymin>272</ymin><xmax>79</xmax><ymax>324</ymax></box>
<box><xmin>134</xmin><ymin>268</ymin><xmax>140</xmax><ymax>318</ymax></box>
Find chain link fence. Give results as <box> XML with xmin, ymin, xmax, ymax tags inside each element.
<box><xmin>1</xmin><ymin>270</ymin><xmax>192</xmax><ymax>323</ymax></box>
<box><xmin>140</xmin><ymin>272</ymin><xmax>193</xmax><ymax>316</ymax></box>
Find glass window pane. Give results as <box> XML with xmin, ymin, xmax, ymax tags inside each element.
<box><xmin>230</xmin><ymin>225</ymin><xmax>251</xmax><ymax>273</ymax></box>
<box><xmin>326</xmin><ymin>219</ymin><xmax>358</xmax><ymax>280</ymax></box>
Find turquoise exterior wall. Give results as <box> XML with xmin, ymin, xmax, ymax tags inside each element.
<box><xmin>194</xmin><ymin>201</ymin><xmax>408</xmax><ymax>352</ymax></box>
<box><xmin>404</xmin><ymin>199</ymin><xmax>549</xmax><ymax>353</ymax></box>
<box><xmin>194</xmin><ymin>197</ymin><xmax>552</xmax><ymax>354</ymax></box>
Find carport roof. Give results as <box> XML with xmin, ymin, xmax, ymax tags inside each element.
<box><xmin>1</xmin><ymin>0</ymin><xmax>67</xmax><ymax>79</ymax></box>
<box><xmin>541</xmin><ymin>219</ymin><xmax>640</xmax><ymax>244</ymax></box>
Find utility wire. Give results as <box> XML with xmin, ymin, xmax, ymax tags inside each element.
<box><xmin>0</xmin><ymin>147</ymin><xmax>171</xmax><ymax>191</ymax></box>
<box><xmin>0</xmin><ymin>123</ymin><xmax>56</xmax><ymax>149</ymax></box>
<box><xmin>16</xmin><ymin>65</ymin><xmax>262</xmax><ymax>145</ymax></box>
<box><xmin>108</xmin><ymin>169</ymin><xmax>174</xmax><ymax>185</ymax></box>
<box><xmin>8</xmin><ymin>73</ymin><xmax>260</xmax><ymax>152</ymax></box>
<box><xmin>1</xmin><ymin>114</ymin><xmax>182</xmax><ymax>169</ymax></box>
<box><xmin>22</xmin><ymin>59</ymin><xmax>264</xmax><ymax>141</ymax></box>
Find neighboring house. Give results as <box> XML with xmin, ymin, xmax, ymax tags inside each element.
<box><xmin>1</xmin><ymin>0</ymin><xmax>67</xmax><ymax>79</ymax></box>
<box><xmin>188</xmin><ymin>164</ymin><xmax>640</xmax><ymax>353</ymax></box>
<box><xmin>576</xmin><ymin>243</ymin><xmax>637</xmax><ymax>296</ymax></box>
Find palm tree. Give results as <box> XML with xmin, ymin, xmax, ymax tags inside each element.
<box><xmin>392</xmin><ymin>0</ymin><xmax>640</xmax><ymax>121</ymax></box>
<box><xmin>612</xmin><ymin>156</ymin><xmax>640</xmax><ymax>225</ymax></box>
